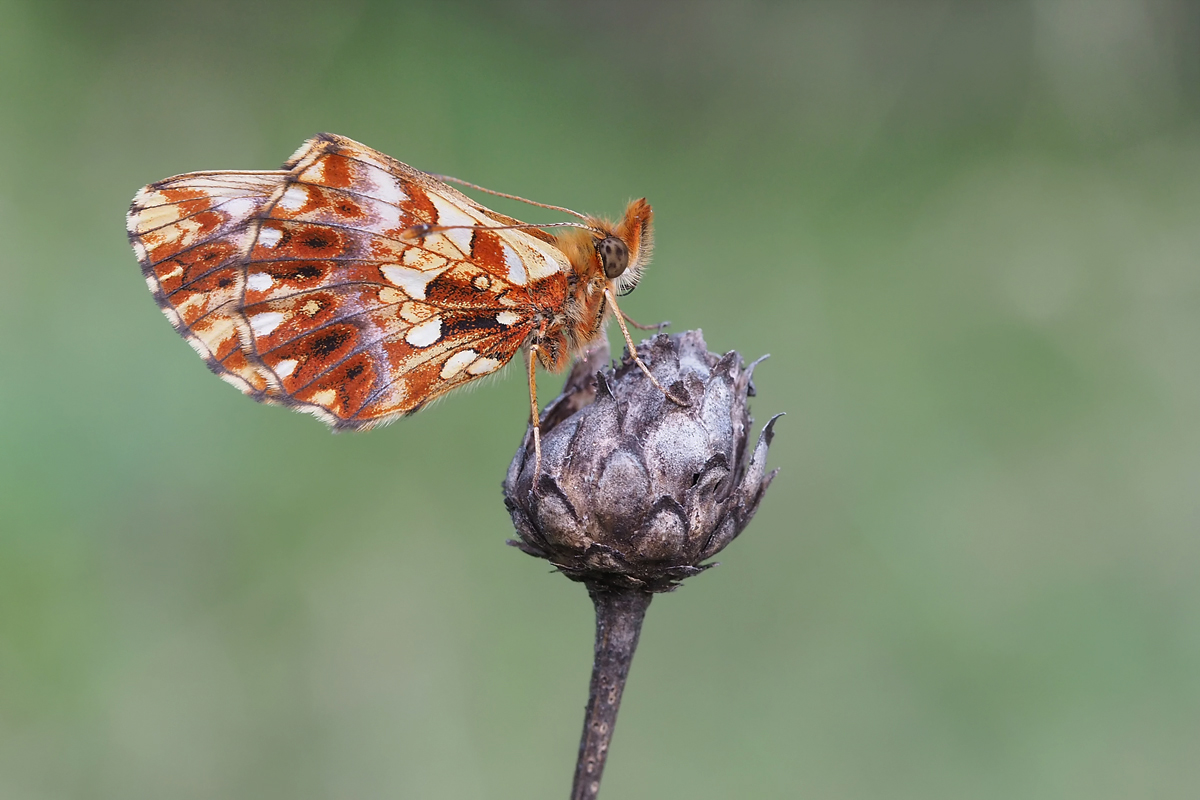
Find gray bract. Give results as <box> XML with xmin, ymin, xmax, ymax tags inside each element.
<box><xmin>504</xmin><ymin>331</ymin><xmax>780</xmax><ymax>591</ymax></box>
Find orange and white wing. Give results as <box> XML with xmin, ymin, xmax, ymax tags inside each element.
<box><xmin>128</xmin><ymin>133</ymin><xmax>573</xmax><ymax>428</ymax></box>
<box><xmin>129</xmin><ymin>169</ymin><xmax>285</xmax><ymax>397</ymax></box>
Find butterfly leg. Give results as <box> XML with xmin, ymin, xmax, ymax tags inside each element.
<box><xmin>620</xmin><ymin>309</ymin><xmax>671</xmax><ymax>332</ymax></box>
<box><xmin>526</xmin><ymin>341</ymin><xmax>544</xmax><ymax>484</ymax></box>
<box><xmin>605</xmin><ymin>288</ymin><xmax>689</xmax><ymax>407</ymax></box>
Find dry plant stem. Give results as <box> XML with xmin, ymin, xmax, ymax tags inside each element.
<box><xmin>571</xmin><ymin>584</ymin><xmax>654</xmax><ymax>800</ymax></box>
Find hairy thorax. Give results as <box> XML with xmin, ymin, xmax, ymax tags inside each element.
<box><xmin>529</xmin><ymin>228</ymin><xmax>611</xmax><ymax>372</ymax></box>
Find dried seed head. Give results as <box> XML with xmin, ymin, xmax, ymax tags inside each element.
<box><xmin>504</xmin><ymin>330</ymin><xmax>780</xmax><ymax>592</ymax></box>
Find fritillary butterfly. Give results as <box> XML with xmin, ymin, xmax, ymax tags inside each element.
<box><xmin>127</xmin><ymin>133</ymin><xmax>674</xmax><ymax>462</ymax></box>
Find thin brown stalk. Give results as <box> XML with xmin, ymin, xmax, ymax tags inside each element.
<box><xmin>570</xmin><ymin>584</ymin><xmax>653</xmax><ymax>800</ymax></box>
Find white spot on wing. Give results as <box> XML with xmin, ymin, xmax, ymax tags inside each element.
<box><xmin>222</xmin><ymin>197</ymin><xmax>258</xmax><ymax>218</ymax></box>
<box><xmin>372</xmin><ymin>176</ymin><xmax>409</xmax><ymax>206</ymax></box>
<box><xmin>275</xmin><ymin>359</ymin><xmax>298</xmax><ymax>378</ymax></box>
<box><xmin>522</xmin><ymin>236</ymin><xmax>569</xmax><ymax>280</ymax></box>
<box><xmin>298</xmin><ymin>159</ymin><xmax>326</xmax><ymax>184</ymax></box>
<box><xmin>258</xmin><ymin>226</ymin><xmax>282</xmax><ymax>248</ymax></box>
<box><xmin>131</xmin><ymin>202</ymin><xmax>184</xmax><ymax>232</ymax></box>
<box><xmin>246</xmin><ymin>272</ymin><xmax>273</xmax><ymax>292</ymax></box>
<box><xmin>440</xmin><ymin>349</ymin><xmax>478</xmax><ymax>379</ymax></box>
<box><xmin>428</xmin><ymin>192</ymin><xmax>478</xmax><ymax>256</ymax></box>
<box><xmin>495</xmin><ymin>310</ymin><xmax>519</xmax><ymax>326</ymax></box>
<box><xmin>384</xmin><ymin>379</ymin><xmax>408</xmax><ymax>407</ymax></box>
<box><xmin>467</xmin><ymin>356</ymin><xmax>502</xmax><ymax>375</ymax></box>
<box><xmin>277</xmin><ymin>185</ymin><xmax>308</xmax><ymax>211</ymax></box>
<box><xmin>405</xmin><ymin>317</ymin><xmax>442</xmax><ymax>347</ymax></box>
<box><xmin>444</xmin><ymin>228</ymin><xmax>474</xmax><ymax>256</ymax></box>
<box><xmin>250</xmin><ymin>311</ymin><xmax>285</xmax><ymax>337</ymax></box>
<box><xmin>381</xmin><ymin>264</ymin><xmax>449</xmax><ymax>300</ymax></box>
<box><xmin>502</xmin><ymin>241</ymin><xmax>526</xmax><ymax>285</ymax></box>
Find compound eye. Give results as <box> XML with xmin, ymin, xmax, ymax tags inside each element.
<box><xmin>598</xmin><ymin>236</ymin><xmax>630</xmax><ymax>279</ymax></box>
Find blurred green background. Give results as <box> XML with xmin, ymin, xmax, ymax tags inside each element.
<box><xmin>3</xmin><ymin>1</ymin><xmax>1199</xmax><ymax>797</ymax></box>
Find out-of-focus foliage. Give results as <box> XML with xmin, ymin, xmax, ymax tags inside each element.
<box><xmin>2</xmin><ymin>1</ymin><xmax>1198</xmax><ymax>798</ymax></box>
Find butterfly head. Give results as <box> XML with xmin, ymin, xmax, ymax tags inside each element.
<box><xmin>594</xmin><ymin>198</ymin><xmax>653</xmax><ymax>296</ymax></box>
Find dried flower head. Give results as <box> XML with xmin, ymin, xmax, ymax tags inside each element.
<box><xmin>504</xmin><ymin>330</ymin><xmax>780</xmax><ymax>592</ymax></box>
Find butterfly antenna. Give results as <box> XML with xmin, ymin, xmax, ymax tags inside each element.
<box><xmin>432</xmin><ymin>174</ymin><xmax>592</xmax><ymax>221</ymax></box>
<box><xmin>401</xmin><ymin>221</ymin><xmax>603</xmax><ymax>240</ymax></box>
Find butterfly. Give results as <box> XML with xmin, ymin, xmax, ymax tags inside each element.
<box><xmin>127</xmin><ymin>133</ymin><xmax>680</xmax><ymax>466</ymax></box>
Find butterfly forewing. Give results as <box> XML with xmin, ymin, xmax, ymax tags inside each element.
<box><xmin>129</xmin><ymin>133</ymin><xmax>573</xmax><ymax>428</ymax></box>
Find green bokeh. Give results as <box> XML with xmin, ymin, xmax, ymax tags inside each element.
<box><xmin>3</xmin><ymin>1</ymin><xmax>1199</xmax><ymax>797</ymax></box>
